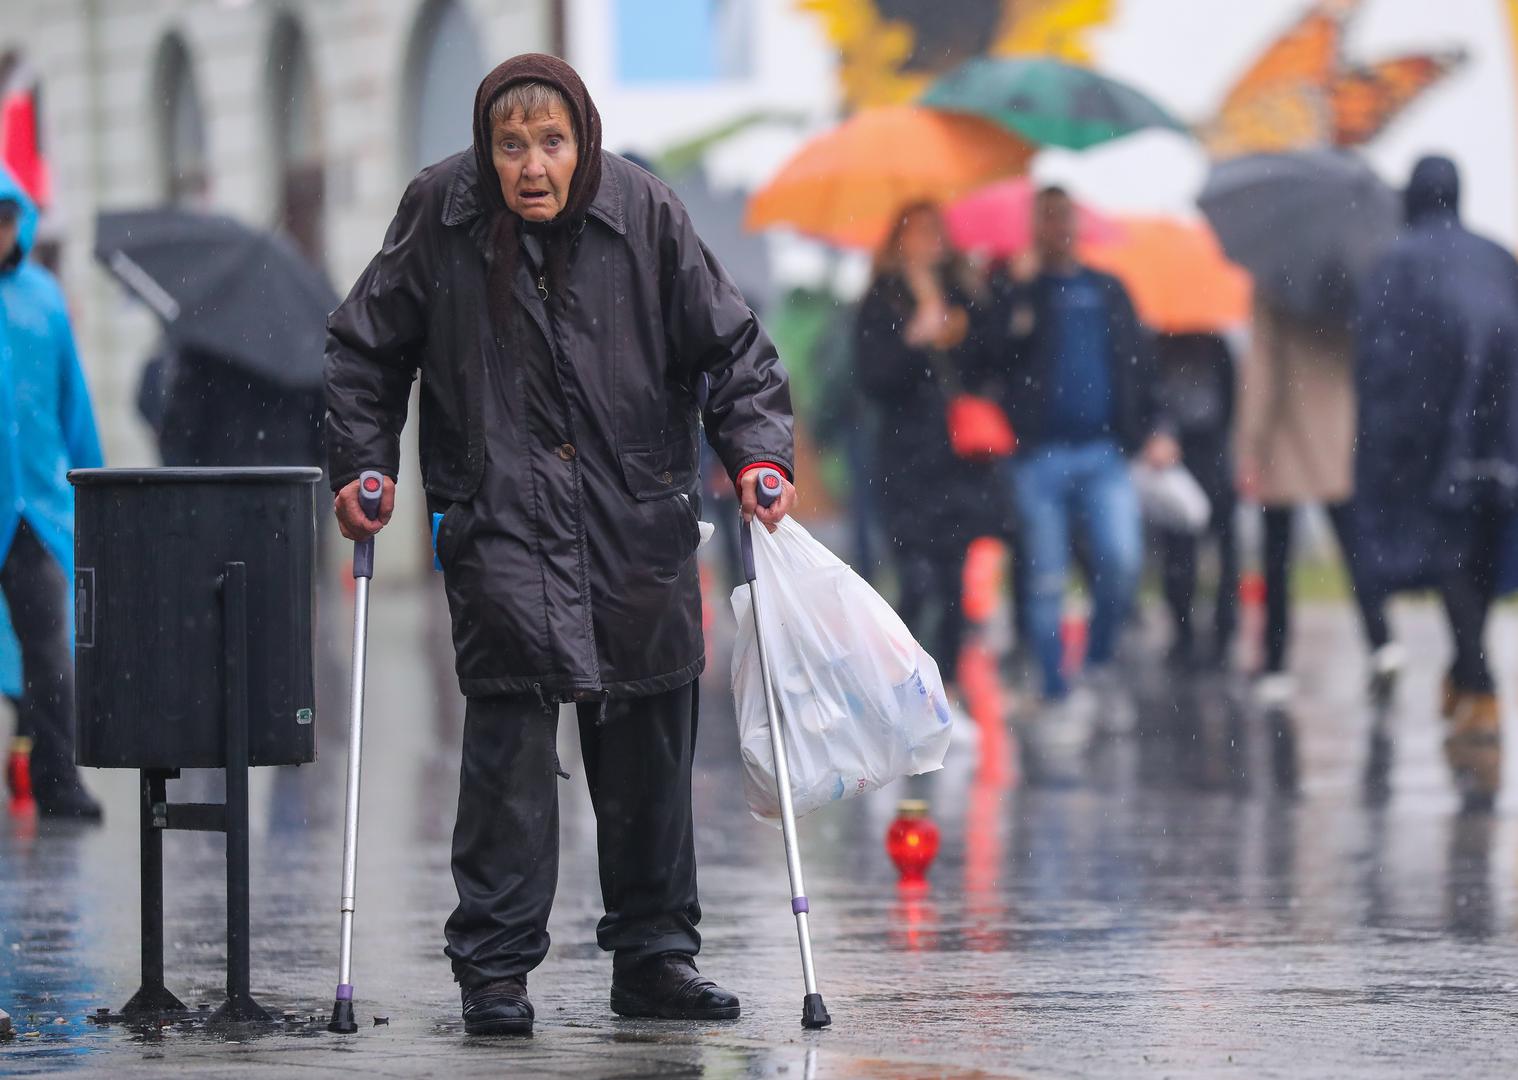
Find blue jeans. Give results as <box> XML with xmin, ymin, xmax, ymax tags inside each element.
<box><xmin>1009</xmin><ymin>441</ymin><xmax>1142</xmax><ymax>699</ymax></box>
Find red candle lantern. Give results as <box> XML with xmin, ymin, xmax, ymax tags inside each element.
<box><xmin>6</xmin><ymin>737</ymin><xmax>35</xmax><ymax>813</ymax></box>
<box><xmin>885</xmin><ymin>799</ymin><xmax>940</xmax><ymax>884</ymax></box>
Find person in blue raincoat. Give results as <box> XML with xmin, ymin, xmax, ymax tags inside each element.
<box><xmin>0</xmin><ymin>165</ymin><xmax>104</xmax><ymax>818</ymax></box>
<box><xmin>1355</xmin><ymin>155</ymin><xmax>1518</xmax><ymax>810</ymax></box>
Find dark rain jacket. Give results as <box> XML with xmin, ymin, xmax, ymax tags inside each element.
<box><xmin>1355</xmin><ymin>157</ymin><xmax>1518</xmax><ymax>591</ymax></box>
<box><xmin>975</xmin><ymin>266</ymin><xmax>1163</xmax><ymax>456</ymax></box>
<box><xmin>325</xmin><ymin>151</ymin><xmax>793</xmax><ymax>699</ymax></box>
<box><xmin>854</xmin><ymin>270</ymin><xmax>1008</xmax><ymax>547</ymax></box>
<box><xmin>155</xmin><ymin>347</ymin><xmax>324</xmax><ymax>470</ymax></box>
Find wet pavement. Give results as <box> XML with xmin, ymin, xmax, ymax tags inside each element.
<box><xmin>5</xmin><ymin>575</ymin><xmax>1518</xmax><ymax>1078</ymax></box>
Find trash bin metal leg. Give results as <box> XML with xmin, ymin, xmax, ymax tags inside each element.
<box><xmin>210</xmin><ymin>562</ymin><xmax>270</xmax><ymax>1025</ymax></box>
<box><xmin>120</xmin><ymin>769</ymin><xmax>185</xmax><ymax>1017</ymax></box>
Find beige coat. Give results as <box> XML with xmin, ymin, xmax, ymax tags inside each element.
<box><xmin>1235</xmin><ymin>301</ymin><xmax>1356</xmax><ymax>506</ymax></box>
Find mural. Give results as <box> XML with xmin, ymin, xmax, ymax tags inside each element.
<box><xmin>1203</xmin><ymin>0</ymin><xmax>1465</xmax><ymax>159</ymax></box>
<box><xmin>801</xmin><ymin>0</ymin><xmax>1114</xmax><ymax>109</ymax></box>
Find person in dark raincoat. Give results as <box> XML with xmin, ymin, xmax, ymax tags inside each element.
<box><xmin>1356</xmin><ymin>155</ymin><xmax>1518</xmax><ymax>809</ymax></box>
<box><xmin>325</xmin><ymin>55</ymin><xmax>794</xmax><ymax>1035</ymax></box>
<box><xmin>1153</xmin><ymin>332</ymin><xmax>1239</xmax><ymax>669</ymax></box>
<box><xmin>142</xmin><ymin>344</ymin><xmax>324</xmax><ymax>470</ymax></box>
<box><xmin>855</xmin><ymin>202</ymin><xmax>1000</xmax><ymax>693</ymax></box>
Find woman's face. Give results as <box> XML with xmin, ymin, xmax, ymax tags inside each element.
<box><xmin>492</xmin><ymin>105</ymin><xmax>579</xmax><ymax>222</ymax></box>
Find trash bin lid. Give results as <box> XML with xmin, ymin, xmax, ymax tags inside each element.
<box><xmin>69</xmin><ymin>467</ymin><xmax>324</xmax><ymax>487</ymax></box>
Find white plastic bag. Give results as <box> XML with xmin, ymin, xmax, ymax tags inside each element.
<box><xmin>730</xmin><ymin>517</ymin><xmax>952</xmax><ymax>822</ymax></box>
<box><xmin>1132</xmin><ymin>463</ymin><xmax>1212</xmax><ymax>534</ymax></box>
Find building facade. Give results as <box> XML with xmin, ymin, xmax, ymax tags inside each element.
<box><xmin>1</xmin><ymin>0</ymin><xmax>552</xmax><ymax>573</ymax></box>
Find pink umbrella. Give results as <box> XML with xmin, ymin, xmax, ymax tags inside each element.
<box><xmin>944</xmin><ymin>178</ymin><xmax>1119</xmax><ymax>259</ymax></box>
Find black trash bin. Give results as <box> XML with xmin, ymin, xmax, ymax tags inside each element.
<box><xmin>70</xmin><ymin>467</ymin><xmax>320</xmax><ymax>769</ymax></box>
<box><xmin>69</xmin><ymin>466</ymin><xmax>322</xmax><ymax>1025</ymax></box>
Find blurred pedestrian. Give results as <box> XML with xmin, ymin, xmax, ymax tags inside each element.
<box><xmin>1237</xmin><ymin>299</ymin><xmax>1396</xmax><ymax>709</ymax></box>
<box><xmin>0</xmin><ymin>166</ymin><xmax>104</xmax><ymax>819</ymax></box>
<box><xmin>814</xmin><ymin>300</ymin><xmax>884</xmax><ymax>581</ymax></box>
<box><xmin>855</xmin><ymin>202</ymin><xmax>991</xmax><ymax>692</ymax></box>
<box><xmin>979</xmin><ymin>186</ymin><xmax>1177</xmax><ymax>750</ymax></box>
<box><xmin>326</xmin><ymin>55</ymin><xmax>793</xmax><ymax>1035</ymax></box>
<box><xmin>1355</xmin><ymin>155</ymin><xmax>1518</xmax><ymax>808</ymax></box>
<box><xmin>146</xmin><ymin>343</ymin><xmax>324</xmax><ymax>469</ymax></box>
<box><xmin>1154</xmin><ymin>332</ymin><xmax>1239</xmax><ymax>669</ymax></box>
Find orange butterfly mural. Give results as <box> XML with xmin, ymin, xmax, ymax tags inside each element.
<box><xmin>1331</xmin><ymin>53</ymin><xmax>1468</xmax><ymax>147</ymax></box>
<box><xmin>1203</xmin><ymin>0</ymin><xmax>1465</xmax><ymax>159</ymax></box>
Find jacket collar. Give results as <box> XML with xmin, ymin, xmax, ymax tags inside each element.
<box><xmin>442</xmin><ymin>150</ymin><xmax>625</xmax><ymax>236</ymax></box>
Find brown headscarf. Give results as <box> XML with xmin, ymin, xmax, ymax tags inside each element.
<box><xmin>471</xmin><ymin>54</ymin><xmax>604</xmax><ymax>336</ymax></box>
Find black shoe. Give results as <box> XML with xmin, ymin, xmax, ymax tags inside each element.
<box><xmin>34</xmin><ymin>778</ymin><xmax>103</xmax><ymax>821</ymax></box>
<box><xmin>461</xmin><ymin>976</ymin><xmax>533</xmax><ymax>1036</ymax></box>
<box><xmin>610</xmin><ymin>953</ymin><xmax>740</xmax><ymax>1021</ymax></box>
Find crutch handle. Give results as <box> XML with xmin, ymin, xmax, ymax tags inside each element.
<box><xmin>754</xmin><ymin>466</ymin><xmax>784</xmax><ymax>509</ymax></box>
<box><xmin>740</xmin><ymin>467</ymin><xmax>785</xmax><ymax>584</ymax></box>
<box><xmin>352</xmin><ymin>470</ymin><xmax>385</xmax><ymax>580</ymax></box>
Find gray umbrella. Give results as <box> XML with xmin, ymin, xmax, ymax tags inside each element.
<box><xmin>1198</xmin><ymin>149</ymin><xmax>1397</xmax><ymax>324</ymax></box>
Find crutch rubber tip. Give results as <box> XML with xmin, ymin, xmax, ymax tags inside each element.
<box><xmin>801</xmin><ymin>992</ymin><xmax>831</xmax><ymax>1029</ymax></box>
<box><xmin>327</xmin><ymin>999</ymin><xmax>358</xmax><ymax>1034</ymax></box>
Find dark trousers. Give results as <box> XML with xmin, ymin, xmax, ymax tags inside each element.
<box><xmin>1</xmin><ymin>521</ymin><xmax>77</xmax><ymax>786</ymax></box>
<box><xmin>1160</xmin><ymin>511</ymin><xmax>1239</xmax><ymax>660</ymax></box>
<box><xmin>1262</xmin><ymin>503</ymin><xmax>1390</xmax><ymax>674</ymax></box>
<box><xmin>893</xmin><ymin>540</ymin><xmax>967</xmax><ymax>684</ymax></box>
<box><xmin>1442</xmin><ymin>507</ymin><xmax>1504</xmax><ymax>694</ymax></box>
<box><xmin>444</xmin><ymin>682</ymin><xmax>701</xmax><ymax>988</ymax></box>
<box><xmin>1160</xmin><ymin>431</ymin><xmax>1239</xmax><ymax>659</ymax></box>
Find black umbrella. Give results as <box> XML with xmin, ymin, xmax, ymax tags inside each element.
<box><xmin>94</xmin><ymin>209</ymin><xmax>339</xmax><ymax>389</ymax></box>
<box><xmin>1198</xmin><ymin>149</ymin><xmax>1397</xmax><ymax>324</ymax></box>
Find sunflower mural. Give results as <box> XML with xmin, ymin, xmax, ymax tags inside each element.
<box><xmin>1203</xmin><ymin>0</ymin><xmax>1466</xmax><ymax>159</ymax></box>
<box><xmin>801</xmin><ymin>0</ymin><xmax>1114</xmax><ymax>110</ymax></box>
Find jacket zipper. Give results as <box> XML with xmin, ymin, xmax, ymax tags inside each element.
<box><xmin>534</xmin><ymin>272</ymin><xmax>602</xmax><ymax>693</ymax></box>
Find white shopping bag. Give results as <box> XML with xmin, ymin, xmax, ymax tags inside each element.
<box><xmin>730</xmin><ymin>517</ymin><xmax>953</xmax><ymax>822</ymax></box>
<box><xmin>1132</xmin><ymin>463</ymin><xmax>1212</xmax><ymax>534</ymax></box>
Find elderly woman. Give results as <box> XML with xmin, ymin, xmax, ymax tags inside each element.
<box><xmin>326</xmin><ymin>55</ymin><xmax>794</xmax><ymax>1036</ymax></box>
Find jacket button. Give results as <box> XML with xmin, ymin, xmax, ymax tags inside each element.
<box><xmin>557</xmin><ymin>443</ymin><xmax>576</xmax><ymax>461</ymax></box>
<box><xmin>660</xmin><ymin>470</ymin><xmax>673</xmax><ymax>484</ymax></box>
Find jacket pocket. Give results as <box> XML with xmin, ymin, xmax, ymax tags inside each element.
<box><xmin>673</xmin><ymin>493</ymin><xmax>701</xmax><ymax>553</ymax></box>
<box><xmin>617</xmin><ymin>435</ymin><xmax>697</xmax><ymax>501</ymax></box>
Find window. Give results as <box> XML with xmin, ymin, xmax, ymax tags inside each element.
<box><xmin>615</xmin><ymin>0</ymin><xmax>754</xmax><ymax>83</ymax></box>
<box><xmin>153</xmin><ymin>33</ymin><xmax>208</xmax><ymax>205</ymax></box>
<box><xmin>403</xmin><ymin>0</ymin><xmax>487</xmax><ymax>176</ymax></box>
<box><xmin>267</xmin><ymin>14</ymin><xmax>325</xmax><ymax>263</ymax></box>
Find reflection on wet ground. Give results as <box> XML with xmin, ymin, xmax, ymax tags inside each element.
<box><xmin>3</xmin><ymin>584</ymin><xmax>1518</xmax><ymax>1077</ymax></box>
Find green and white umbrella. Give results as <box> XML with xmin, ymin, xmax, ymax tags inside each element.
<box><xmin>922</xmin><ymin>56</ymin><xmax>1188</xmax><ymax>151</ymax></box>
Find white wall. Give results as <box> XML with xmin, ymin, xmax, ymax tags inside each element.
<box><xmin>1034</xmin><ymin>0</ymin><xmax>1518</xmax><ymax>247</ymax></box>
<box><xmin>565</xmin><ymin>0</ymin><xmax>837</xmax><ymax>187</ymax></box>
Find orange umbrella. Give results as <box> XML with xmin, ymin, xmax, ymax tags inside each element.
<box><xmin>1080</xmin><ymin>216</ymin><xmax>1252</xmax><ymax>334</ymax></box>
<box><xmin>746</xmin><ymin>105</ymin><xmax>1033</xmax><ymax>250</ymax></box>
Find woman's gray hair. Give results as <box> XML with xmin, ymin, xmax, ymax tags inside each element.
<box><xmin>489</xmin><ymin>80</ymin><xmax>570</xmax><ymax>128</ymax></box>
